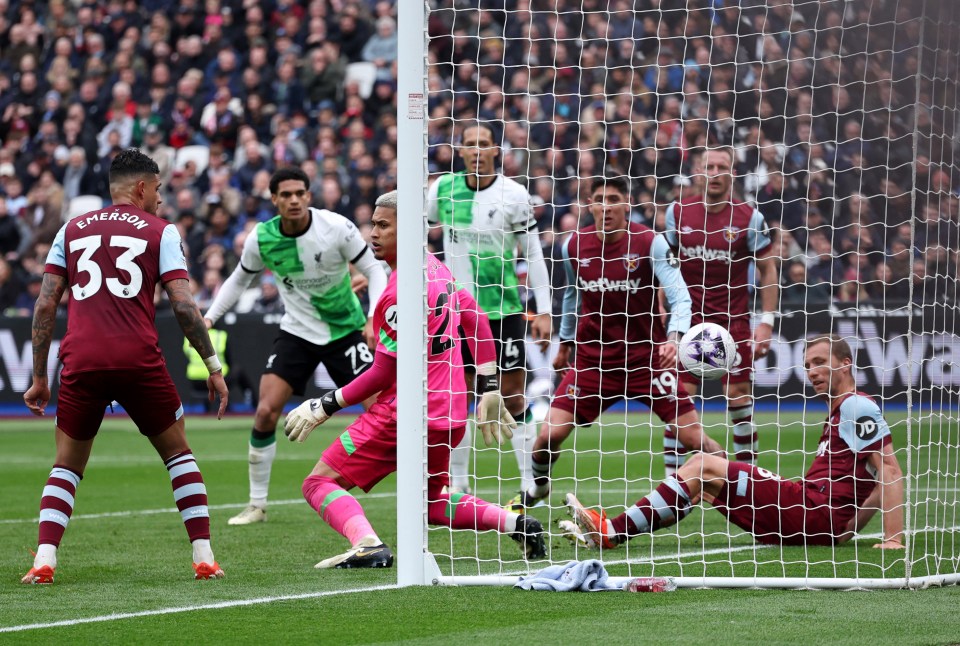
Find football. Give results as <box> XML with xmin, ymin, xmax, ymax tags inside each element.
<box><xmin>679</xmin><ymin>322</ymin><xmax>738</xmax><ymax>380</ymax></box>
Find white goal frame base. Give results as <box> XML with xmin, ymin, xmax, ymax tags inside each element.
<box><xmin>435</xmin><ymin>573</ymin><xmax>960</xmax><ymax>591</ymax></box>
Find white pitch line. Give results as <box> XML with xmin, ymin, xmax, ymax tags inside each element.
<box><xmin>0</xmin><ymin>454</ymin><xmax>313</xmax><ymax>466</ymax></box>
<box><xmin>0</xmin><ymin>584</ymin><xmax>399</xmax><ymax>634</ymax></box>
<box><xmin>485</xmin><ymin>542</ymin><xmax>771</xmax><ymax>579</ymax></box>
<box><xmin>588</xmin><ymin>541</ymin><xmax>774</xmax><ymax>567</ymax></box>
<box><xmin>0</xmin><ymin>494</ymin><xmax>394</xmax><ymax>525</ymax></box>
<box><xmin>490</xmin><ymin>525</ymin><xmax>916</xmax><ymax>578</ymax></box>
<box><xmin>4</xmin><ymin>485</ymin><xmax>955</xmax><ymax>525</ymax></box>
<box><xmin>0</xmin><ymin>487</ymin><xmax>646</xmax><ymax>525</ymax></box>
<box><xmin>4</xmin><ymin>520</ymin><xmax>943</xmax><ymax>635</ymax></box>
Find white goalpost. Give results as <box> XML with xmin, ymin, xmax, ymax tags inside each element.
<box><xmin>396</xmin><ymin>0</ymin><xmax>434</xmax><ymax>587</ymax></box>
<box><xmin>397</xmin><ymin>0</ymin><xmax>960</xmax><ymax>589</ymax></box>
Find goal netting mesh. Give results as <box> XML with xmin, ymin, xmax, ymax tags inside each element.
<box><xmin>409</xmin><ymin>0</ymin><xmax>960</xmax><ymax>589</ymax></box>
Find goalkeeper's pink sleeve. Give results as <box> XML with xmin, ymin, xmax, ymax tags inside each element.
<box><xmin>339</xmin><ymin>349</ymin><xmax>396</xmax><ymax>406</ymax></box>
<box><xmin>457</xmin><ymin>289</ymin><xmax>496</xmax><ymax>367</ymax></box>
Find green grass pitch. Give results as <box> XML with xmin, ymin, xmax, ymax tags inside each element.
<box><xmin>3</xmin><ymin>409</ymin><xmax>960</xmax><ymax>644</ymax></box>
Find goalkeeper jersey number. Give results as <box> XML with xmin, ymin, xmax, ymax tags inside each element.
<box><xmin>427</xmin><ymin>172</ymin><xmax>535</xmax><ymax>320</ymax></box>
<box><xmin>371</xmin><ymin>254</ymin><xmax>469</xmax><ymax>429</ymax></box>
<box><xmin>240</xmin><ymin>207</ymin><xmax>368</xmax><ymax>346</ymax></box>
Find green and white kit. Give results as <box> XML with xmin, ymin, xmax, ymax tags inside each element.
<box><xmin>205</xmin><ymin>207</ymin><xmax>384</xmax><ymax>346</ymax></box>
<box><xmin>427</xmin><ymin>172</ymin><xmax>551</xmax><ymax>319</ymax></box>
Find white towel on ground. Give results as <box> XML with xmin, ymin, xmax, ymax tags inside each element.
<box><xmin>514</xmin><ymin>559</ymin><xmax>623</xmax><ymax>592</ymax></box>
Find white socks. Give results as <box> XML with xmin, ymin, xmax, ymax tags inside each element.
<box><xmin>511</xmin><ymin>409</ymin><xmax>537</xmax><ymax>493</ymax></box>
<box><xmin>34</xmin><ymin>544</ymin><xmax>57</xmax><ymax>569</ymax></box>
<box><xmin>192</xmin><ymin>538</ymin><xmax>215</xmax><ymax>564</ymax></box>
<box><xmin>449</xmin><ymin>421</ymin><xmax>473</xmax><ymax>492</ymax></box>
<box><xmin>248</xmin><ymin>441</ymin><xmax>277</xmax><ymax>508</ymax></box>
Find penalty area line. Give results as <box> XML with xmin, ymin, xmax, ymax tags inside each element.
<box><xmin>0</xmin><ymin>584</ymin><xmax>399</xmax><ymax>634</ymax></box>
<box><xmin>0</xmin><ymin>492</ymin><xmax>396</xmax><ymax>525</ymax></box>
<box><xmin>0</xmin><ymin>486</ymin><xmax>635</xmax><ymax>525</ymax></box>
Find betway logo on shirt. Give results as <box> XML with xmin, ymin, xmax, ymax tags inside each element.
<box><xmin>578</xmin><ymin>276</ymin><xmax>644</xmax><ymax>294</ymax></box>
<box><xmin>680</xmin><ymin>244</ymin><xmax>733</xmax><ymax>263</ymax></box>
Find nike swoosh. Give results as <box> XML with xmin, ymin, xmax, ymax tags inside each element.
<box><xmin>353</xmin><ymin>548</ymin><xmax>383</xmax><ymax>558</ymax></box>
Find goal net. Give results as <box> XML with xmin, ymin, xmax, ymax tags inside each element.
<box><xmin>395</xmin><ymin>0</ymin><xmax>960</xmax><ymax>589</ymax></box>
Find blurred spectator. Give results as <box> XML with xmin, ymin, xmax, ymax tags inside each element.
<box><xmin>201</xmin><ymin>209</ymin><xmax>234</xmax><ymax>260</ymax></box>
<box><xmin>0</xmin><ymin>0</ymin><xmax>951</xmax><ymax>315</ymax></box>
<box><xmin>250</xmin><ymin>170</ymin><xmax>274</xmax><ymax>205</ymax></box>
<box><xmin>755</xmin><ymin>170</ymin><xmax>802</xmax><ymax>231</ymax></box>
<box><xmin>769</xmin><ymin>226</ymin><xmax>804</xmax><ymax>266</ymax></box>
<box><xmin>781</xmin><ymin>261</ymin><xmax>832</xmax><ymax>306</ymax></box>
<box><xmin>11</xmin><ymin>272</ymin><xmax>42</xmax><ymax>314</ymax></box>
<box><xmin>241</xmin><ymin>94</ymin><xmax>273</xmax><ymax>142</ymax></box>
<box><xmin>270</xmin><ymin>118</ymin><xmax>309</xmax><ymax>166</ymax></box>
<box><xmin>349</xmin><ymin>171</ymin><xmax>379</xmax><ymax>210</ymax></box>
<box><xmin>252</xmin><ymin>273</ymin><xmax>284</xmax><ymax>314</ymax></box>
<box><xmin>332</xmin><ymin>4</ymin><xmax>373</xmax><ymax>63</ymax></box>
<box><xmin>195</xmin><ymin>267</ymin><xmax>225</xmax><ymax>310</ymax></box>
<box><xmin>203</xmin><ymin>171</ymin><xmax>243</xmax><ymax>218</ymax></box>
<box><xmin>0</xmin><ymin>256</ymin><xmax>22</xmax><ymax>312</ymax></box>
<box><xmin>96</xmin><ymin>103</ymin><xmax>134</xmax><ymax>157</ymax></box>
<box><xmin>236</xmin><ymin>140</ymin><xmax>272</xmax><ymax>193</ymax></box>
<box><xmin>363</xmin><ymin>17</ymin><xmax>398</xmax><ymax>82</ymax></box>
<box><xmin>199</xmin><ymin>87</ymin><xmax>242</xmax><ymax>152</ymax></box>
<box><xmin>23</xmin><ymin>170</ymin><xmax>63</xmax><ymax>245</ymax></box>
<box><xmin>239</xmin><ymin>193</ymin><xmax>274</xmax><ymax>224</ymax></box>
<box><xmin>169</xmin><ymin>94</ymin><xmax>198</xmax><ymax>149</ymax></box>
<box><xmin>834</xmin><ymin>279</ymin><xmax>869</xmax><ymax>305</ymax></box>
<box><xmin>302</xmin><ymin>46</ymin><xmax>345</xmax><ymax>111</ymax></box>
<box><xmin>142</xmin><ymin>125</ymin><xmax>176</xmax><ymax>185</ymax></box>
<box><xmin>804</xmin><ymin>229</ymin><xmax>843</xmax><ymax>290</ymax></box>
<box><xmin>271</xmin><ymin>57</ymin><xmax>306</xmax><ymax>118</ymax></box>
<box><xmin>866</xmin><ymin>261</ymin><xmax>910</xmax><ymax>302</ymax></box>
<box><xmin>887</xmin><ymin>238</ymin><xmax>913</xmax><ymax>281</ymax></box>
<box><xmin>0</xmin><ymin>199</ymin><xmax>22</xmax><ymax>259</ymax></box>
<box><xmin>3</xmin><ymin>172</ymin><xmax>28</xmax><ymax>218</ymax></box>
<box><xmin>911</xmin><ymin>258</ymin><xmax>939</xmax><ymax>305</ymax></box>
<box><xmin>316</xmin><ymin>175</ymin><xmax>353</xmax><ymax>219</ymax></box>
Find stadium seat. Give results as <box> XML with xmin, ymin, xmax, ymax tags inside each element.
<box><xmin>174</xmin><ymin>145</ymin><xmax>211</xmax><ymax>175</ymax></box>
<box><xmin>344</xmin><ymin>62</ymin><xmax>378</xmax><ymax>99</ymax></box>
<box><xmin>65</xmin><ymin>195</ymin><xmax>104</xmax><ymax>222</ymax></box>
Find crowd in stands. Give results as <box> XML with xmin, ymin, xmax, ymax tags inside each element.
<box><xmin>0</xmin><ymin>0</ymin><xmax>956</xmax><ymax>318</ymax></box>
<box><xmin>426</xmin><ymin>0</ymin><xmax>958</xmax><ymax>309</ymax></box>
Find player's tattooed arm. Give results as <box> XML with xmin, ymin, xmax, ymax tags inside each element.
<box><xmin>31</xmin><ymin>273</ymin><xmax>67</xmax><ymax>379</ymax></box>
<box><xmin>165</xmin><ymin>278</ymin><xmax>216</xmax><ymax>359</ymax></box>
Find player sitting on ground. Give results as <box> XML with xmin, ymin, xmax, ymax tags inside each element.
<box><xmin>564</xmin><ymin>334</ymin><xmax>905</xmax><ymax>550</ymax></box>
<box><xmin>662</xmin><ymin>146</ymin><xmax>779</xmax><ymax>474</ymax></box>
<box><xmin>283</xmin><ymin>190</ymin><xmax>546</xmax><ymax>568</ymax></box>
<box><xmin>21</xmin><ymin>149</ymin><xmax>229</xmax><ymax>584</ymax></box>
<box><xmin>511</xmin><ymin>176</ymin><xmax>725</xmax><ymax>511</ymax></box>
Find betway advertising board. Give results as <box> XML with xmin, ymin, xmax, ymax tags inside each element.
<box><xmin>0</xmin><ymin>307</ymin><xmax>958</xmax><ymax>408</ymax></box>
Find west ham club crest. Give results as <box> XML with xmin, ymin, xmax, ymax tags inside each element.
<box><xmin>623</xmin><ymin>253</ymin><xmax>641</xmax><ymax>272</ymax></box>
<box><xmin>723</xmin><ymin>226</ymin><xmax>741</xmax><ymax>242</ymax></box>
